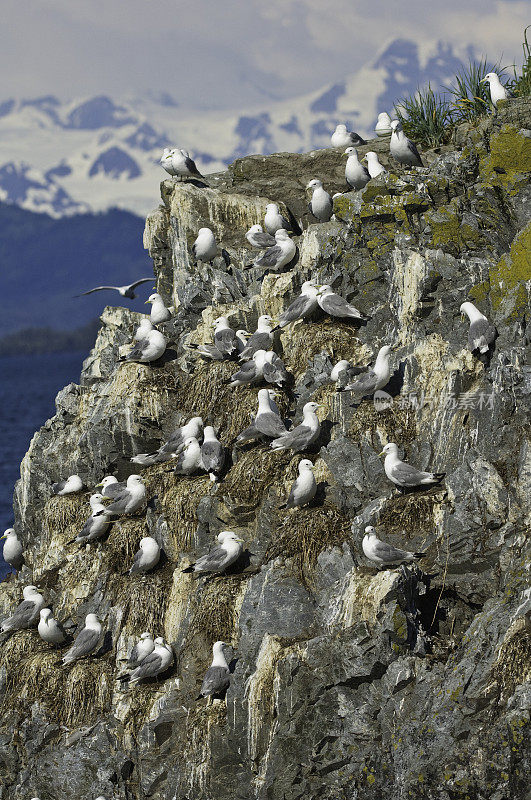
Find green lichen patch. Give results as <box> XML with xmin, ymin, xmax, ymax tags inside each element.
<box><xmin>488</xmin><ymin>125</ymin><xmax>531</xmax><ymax>174</ymax></box>
<box><xmin>423</xmin><ymin>202</ymin><xmax>482</xmax><ymax>255</ymax></box>
<box><xmin>489</xmin><ymin>221</ymin><xmax>531</xmax><ymax>321</ymax></box>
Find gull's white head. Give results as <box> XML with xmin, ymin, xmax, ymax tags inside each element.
<box><xmin>40</xmin><ymin>608</ymin><xmax>52</xmax><ymax>620</ymax></box>
<box><xmin>275</xmin><ymin>229</ymin><xmax>290</xmax><ymax>241</ymax></box>
<box><xmin>344</xmin><ymin>146</ymin><xmax>358</xmax><ymax>157</ymax></box>
<box><xmin>90</xmin><ymin>492</ymin><xmax>105</xmax><ymax>506</ymax></box>
<box><xmin>140</xmin><ymin>632</ymin><xmax>152</xmax><ymax>640</ymax></box>
<box><xmin>1</xmin><ymin>528</ymin><xmax>15</xmax><ymax>539</ymax></box>
<box><xmin>248</xmin><ymin>224</ymin><xmax>263</xmax><ymax>234</ymax></box>
<box><xmin>252</xmin><ymin>349</ymin><xmax>267</xmax><ymax>362</ymax></box>
<box><xmin>197</xmin><ymin>227</ymin><xmax>212</xmax><ymax>236</ymax></box>
<box><xmin>364</xmin><ymin>525</ymin><xmax>375</xmax><ymax>534</ymax></box>
<box><xmin>85</xmin><ymin>613</ymin><xmax>100</xmax><ymax>626</ymax></box>
<box><xmin>23</xmin><ymin>585</ymin><xmax>39</xmax><ymax>599</ymax></box>
<box><xmin>379</xmin><ymin>442</ymin><xmax>398</xmax><ymax>457</ymax></box>
<box><xmin>213</xmin><ymin>316</ymin><xmax>229</xmax><ymax>327</ymax></box>
<box><xmin>146</xmin><ymin>293</ymin><xmax>162</xmax><ymax>304</ymax></box>
<box><xmin>266</xmin><ymin>203</ymin><xmax>279</xmax><ymax>212</ymax></box>
<box><xmin>377</xmin><ymin>112</ymin><xmax>391</xmax><ymax>122</ymax></box>
<box><xmin>303</xmin><ymin>401</ymin><xmax>322</xmax><ymax>414</ymax></box>
<box><xmin>306</xmin><ymin>179</ymin><xmax>323</xmax><ymax>190</ymax></box>
<box><xmin>299</xmin><ymin>459</ymin><xmax>314</xmax><ymax>471</ymax></box>
<box><xmin>378</xmin><ymin>345</ymin><xmax>392</xmax><ymax>358</ymax></box>
<box><xmin>154</xmin><ymin>636</ymin><xmax>165</xmax><ymax>645</ymax></box>
<box><xmin>481</xmin><ymin>72</ymin><xmax>498</xmax><ymax>84</ymax></box>
<box><xmin>364</xmin><ymin>151</ymin><xmax>379</xmax><ymax>162</ymax></box>
<box><xmin>140</xmin><ymin>536</ymin><xmax>155</xmax><ymax>548</ymax></box>
<box><xmin>257</xmin><ymin>314</ymin><xmax>272</xmax><ymax>325</ymax></box>
<box><xmin>217</xmin><ymin>530</ymin><xmax>243</xmax><ymax>543</ymax></box>
<box><xmin>126</xmin><ymin>474</ymin><xmax>143</xmax><ymax>487</ymax></box>
<box><xmin>390</xmin><ymin>120</ymin><xmax>401</xmax><ymax>132</ymax></box>
<box><xmin>335</xmin><ymin>124</ymin><xmax>347</xmax><ymax>132</ymax></box>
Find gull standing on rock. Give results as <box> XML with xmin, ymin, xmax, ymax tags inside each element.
<box><xmin>307</xmin><ymin>179</ymin><xmax>333</xmax><ymax>222</ymax></box>
<box><xmin>460</xmin><ymin>302</ymin><xmax>497</xmax><ymax>354</ymax></box>
<box><xmin>362</xmin><ymin>526</ymin><xmax>425</xmax><ymax>567</ymax></box>
<box><xmin>263</xmin><ymin>351</ymin><xmax>289</xmax><ymax>387</ymax></box>
<box><xmin>228</xmin><ymin>349</ymin><xmax>268</xmax><ymax>387</ymax></box>
<box><xmin>201</xmin><ymin>426</ymin><xmax>226</xmax><ymax>482</ymax></box>
<box><xmin>128</xmin><ymin>537</ymin><xmax>161</xmax><ymax>575</ymax></box>
<box><xmin>317</xmin><ymin>285</ymin><xmax>369</xmax><ymax>322</ymax></box>
<box><xmin>481</xmin><ymin>72</ymin><xmax>513</xmax><ymax>105</ymax></box>
<box><xmin>280</xmin><ymin>459</ymin><xmax>317</xmax><ymax>509</ymax></box>
<box><xmin>264</xmin><ymin>203</ymin><xmax>290</xmax><ymax>235</ymax></box>
<box><xmin>1</xmin><ymin>585</ymin><xmax>45</xmax><ymax>633</ymax></box>
<box><xmin>96</xmin><ymin>476</ymin><xmax>126</xmax><ymax>498</ymax></box>
<box><xmin>184</xmin><ymin>531</ymin><xmax>244</xmax><ymax>575</ymax></box>
<box><xmin>160</xmin><ymin>148</ymin><xmax>177</xmax><ymax>178</ymax></box>
<box><xmin>253</xmin><ymin>230</ymin><xmax>296</xmax><ymax>272</ymax></box>
<box><xmin>170</xmin><ymin>437</ymin><xmax>203</xmax><ymax>476</ymax></box>
<box><xmin>338</xmin><ymin>345</ymin><xmax>392</xmax><ymax>398</ymax></box>
<box><xmin>1</xmin><ymin>529</ymin><xmax>23</xmax><ymax>570</ymax></box>
<box><xmin>238</xmin><ymin>315</ymin><xmax>274</xmax><ymax>361</ymax></box>
<box><xmin>236</xmin><ymin>388</ymin><xmax>288</xmax><ymax>443</ymax></box>
<box><xmin>170</xmin><ymin>148</ymin><xmax>205</xmax><ymax>181</ymax></box>
<box><xmin>192</xmin><ymin>228</ymin><xmax>217</xmax><ymax>264</ymax></box>
<box><xmin>331</xmin><ymin>123</ymin><xmax>367</xmax><ymax>148</ymax></box>
<box><xmin>38</xmin><ymin>608</ymin><xmax>67</xmax><ymax>646</ymax></box>
<box><xmin>124</xmin><ymin>632</ymin><xmax>155</xmax><ymax>667</ymax></box>
<box><xmin>63</xmin><ymin>614</ymin><xmax>102</xmax><ymax>664</ymax></box>
<box><xmin>379</xmin><ymin>443</ymin><xmax>445</xmax><ymax>490</ymax></box>
<box><xmin>121</xmin><ymin>325</ymin><xmax>167</xmax><ymax>364</ymax></box>
<box><xmin>271</xmin><ymin>402</ymin><xmax>322</xmax><ymax>452</ymax></box>
<box><xmin>52</xmin><ymin>474</ymin><xmax>83</xmax><ymax>496</ymax></box>
<box><xmin>375</xmin><ymin>112</ymin><xmax>393</xmax><ymax>137</ymax></box>
<box><xmin>364</xmin><ymin>152</ymin><xmax>387</xmax><ymax>178</ymax></box>
<box><xmin>344</xmin><ymin>148</ymin><xmax>370</xmax><ymax>190</ymax></box>
<box><xmin>145</xmin><ymin>293</ymin><xmax>171</xmax><ymax>325</ymax></box>
<box><xmin>70</xmin><ymin>493</ymin><xmax>111</xmax><ymax>544</ymax></box>
<box><xmin>390</xmin><ymin>120</ymin><xmax>424</xmax><ymax>167</ymax></box>
<box><xmin>275</xmin><ymin>280</ymin><xmax>320</xmax><ymax>328</ymax></box>
<box><xmin>197</xmin><ymin>641</ymin><xmax>231</xmax><ymax>701</ymax></box>
<box><xmin>213</xmin><ymin>316</ymin><xmax>238</xmax><ymax>356</ymax></box>
<box><xmin>125</xmin><ymin>637</ymin><xmax>174</xmax><ymax>684</ymax></box>
<box><xmin>101</xmin><ymin>475</ymin><xmax>146</xmax><ymax>516</ymax></box>
<box><xmin>245</xmin><ymin>224</ymin><xmax>276</xmax><ymax>249</ymax></box>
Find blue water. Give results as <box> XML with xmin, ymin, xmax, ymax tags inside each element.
<box><xmin>0</xmin><ymin>351</ymin><xmax>87</xmax><ymax>580</ymax></box>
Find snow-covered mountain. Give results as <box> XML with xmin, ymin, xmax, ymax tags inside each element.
<box><xmin>0</xmin><ymin>39</ymin><xmax>467</xmax><ymax>218</ymax></box>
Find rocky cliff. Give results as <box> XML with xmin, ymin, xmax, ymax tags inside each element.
<box><xmin>0</xmin><ymin>99</ymin><xmax>530</xmax><ymax>800</ymax></box>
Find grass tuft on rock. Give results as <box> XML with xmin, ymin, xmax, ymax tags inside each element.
<box><xmin>281</xmin><ymin>320</ymin><xmax>361</xmax><ymax>379</ymax></box>
<box><xmin>222</xmin><ymin>448</ymin><xmax>296</xmax><ymax>511</ymax></box>
<box><xmin>109</xmin><ymin>570</ymin><xmax>170</xmax><ymax>634</ymax></box>
<box><xmin>161</xmin><ymin>476</ymin><xmax>213</xmax><ymax>552</ymax></box>
<box><xmin>187</xmin><ymin>576</ymin><xmax>247</xmax><ymax>646</ymax></box>
<box><xmin>42</xmin><ymin>494</ymin><xmax>88</xmax><ymax>543</ymax></box>
<box><xmin>377</xmin><ymin>490</ymin><xmax>444</xmax><ymax>537</ymax></box>
<box><xmin>348</xmin><ymin>402</ymin><xmax>417</xmax><ymax>449</ymax></box>
<box><xmin>492</xmin><ymin>623</ymin><xmax>531</xmax><ymax>704</ymax></box>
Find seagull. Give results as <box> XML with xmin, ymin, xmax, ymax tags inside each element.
<box><xmin>125</xmin><ymin>637</ymin><xmax>174</xmax><ymax>684</ymax></box>
<box><xmin>132</xmin><ymin>416</ymin><xmax>204</xmax><ymax>465</ymax></box>
<box><xmin>280</xmin><ymin>459</ymin><xmax>317</xmax><ymax>509</ymax></box>
<box><xmin>236</xmin><ymin>388</ymin><xmax>288</xmax><ymax>444</ymax></box>
<box><xmin>275</xmin><ymin>280</ymin><xmax>320</xmax><ymax>329</ymax></box>
<box><xmin>390</xmin><ymin>120</ymin><xmax>424</xmax><ymax>167</ymax></box>
<box><xmin>253</xmin><ymin>230</ymin><xmax>296</xmax><ymax>272</ymax></box>
<box><xmin>460</xmin><ymin>302</ymin><xmax>497</xmax><ymax>354</ymax></box>
<box><xmin>62</xmin><ymin>614</ymin><xmax>102</xmax><ymax>664</ymax></box>
<box><xmin>38</xmin><ymin>608</ymin><xmax>67</xmax><ymax>646</ymax></box>
<box><xmin>263</xmin><ymin>351</ymin><xmax>289</xmax><ymax>387</ymax></box>
<box><xmin>1</xmin><ymin>585</ymin><xmax>45</xmax><ymax>632</ymax></box>
<box><xmin>331</xmin><ymin>123</ymin><xmax>367</xmax><ymax>148</ymax></box>
<box><xmin>317</xmin><ymin>285</ymin><xmax>369</xmax><ymax>322</ymax></box>
<box><xmin>197</xmin><ymin>641</ymin><xmax>231</xmax><ymax>701</ymax></box>
<box><xmin>160</xmin><ymin>148</ymin><xmax>178</xmax><ymax>178</ymax></box>
<box><xmin>128</xmin><ymin>536</ymin><xmax>161</xmax><ymax>575</ymax></box>
<box><xmin>170</xmin><ymin>148</ymin><xmax>205</xmax><ymax>181</ymax></box>
<box><xmin>375</xmin><ymin>112</ymin><xmax>393</xmax><ymax>137</ymax></box>
<box><xmin>245</xmin><ymin>224</ymin><xmax>276</xmax><ymax>249</ymax></box>
<box><xmin>1</xmin><ymin>529</ymin><xmax>23</xmax><ymax>570</ymax></box>
<box><xmin>363</xmin><ymin>152</ymin><xmax>387</xmax><ymax>178</ymax></box>
<box><xmin>237</xmin><ymin>315</ymin><xmax>274</xmax><ymax>361</ymax></box>
<box><xmin>201</xmin><ymin>426</ymin><xmax>226</xmax><ymax>482</ymax></box>
<box><xmin>145</xmin><ymin>292</ymin><xmax>172</xmax><ymax>324</ymax></box>
<box><xmin>190</xmin><ymin>330</ymin><xmax>248</xmax><ymax>361</ymax></box>
<box><xmin>271</xmin><ymin>401</ymin><xmax>322</xmax><ymax>452</ymax></box>
<box><xmin>307</xmin><ymin>179</ymin><xmax>333</xmax><ymax>222</ymax></box>
<box><xmin>133</xmin><ymin>318</ymin><xmax>154</xmax><ymax>342</ymax></box>
<box><xmin>101</xmin><ymin>475</ymin><xmax>146</xmax><ymax>516</ymax></box>
<box><xmin>70</xmin><ymin>493</ymin><xmax>111</xmax><ymax>544</ymax></box>
<box><xmin>379</xmin><ymin>443</ymin><xmax>445</xmax><ymax>489</ymax></box>
<box><xmin>213</xmin><ymin>316</ymin><xmax>238</xmax><ymax>356</ymax></box>
<box><xmin>362</xmin><ymin>526</ymin><xmax>425</xmax><ymax>567</ymax></box>
<box><xmin>183</xmin><ymin>531</ymin><xmax>243</xmax><ymax>575</ymax></box>
<box><xmin>95</xmin><ymin>476</ymin><xmax>126</xmax><ymax>498</ymax></box>
<box><xmin>121</xmin><ymin>327</ymin><xmax>167</xmax><ymax>363</ymax></box>
<box><xmin>338</xmin><ymin>345</ymin><xmax>392</xmax><ymax>398</ymax></box>
<box><xmin>330</xmin><ymin>360</ymin><xmax>363</xmax><ymax>386</ymax></box>
<box><xmin>52</xmin><ymin>474</ymin><xmax>83</xmax><ymax>496</ymax></box>
<box><xmin>344</xmin><ymin>148</ymin><xmax>370</xmax><ymax>190</ymax></box>
<box><xmin>264</xmin><ymin>203</ymin><xmax>290</xmax><ymax>235</ymax></box>
<box><xmin>481</xmin><ymin>72</ymin><xmax>513</xmax><ymax>104</ymax></box>
<box><xmin>170</xmin><ymin>437</ymin><xmax>203</xmax><ymax>476</ymax></box>
<box><xmin>123</xmin><ymin>632</ymin><xmax>155</xmax><ymax>667</ymax></box>
<box><xmin>192</xmin><ymin>227</ymin><xmax>217</xmax><ymax>263</ymax></box>
<box><xmin>76</xmin><ymin>278</ymin><xmax>153</xmax><ymax>300</ymax></box>
<box><xmin>228</xmin><ymin>349</ymin><xmax>268</xmax><ymax>387</ymax></box>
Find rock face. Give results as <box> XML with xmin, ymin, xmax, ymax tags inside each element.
<box><xmin>0</xmin><ymin>100</ymin><xmax>530</xmax><ymax>800</ymax></box>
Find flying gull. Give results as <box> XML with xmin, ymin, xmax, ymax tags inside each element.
<box><xmin>236</xmin><ymin>388</ymin><xmax>288</xmax><ymax>444</ymax></box>
<box><xmin>246</xmin><ymin>224</ymin><xmax>276</xmax><ymax>249</ymax></box>
<box><xmin>201</xmin><ymin>426</ymin><xmax>226</xmax><ymax>482</ymax></box>
<box><xmin>191</xmin><ymin>227</ymin><xmax>217</xmax><ymax>264</ymax></box>
<box><xmin>121</xmin><ymin>327</ymin><xmax>167</xmax><ymax>364</ymax></box>
<box><xmin>338</xmin><ymin>345</ymin><xmax>392</xmax><ymax>398</ymax></box>
<box><xmin>38</xmin><ymin>608</ymin><xmax>67</xmax><ymax>646</ymax></box>
<box><xmin>62</xmin><ymin>614</ymin><xmax>102</xmax><ymax>665</ymax></box>
<box><xmin>264</xmin><ymin>203</ymin><xmax>290</xmax><ymax>235</ymax></box>
<box><xmin>1</xmin><ymin>585</ymin><xmax>45</xmax><ymax>633</ymax></box>
<box><xmin>275</xmin><ymin>280</ymin><xmax>320</xmax><ymax>329</ymax></box>
<box><xmin>331</xmin><ymin>124</ymin><xmax>367</xmax><ymax>148</ymax></box>
<box><xmin>271</xmin><ymin>401</ymin><xmax>322</xmax><ymax>452</ymax></box>
<box><xmin>263</xmin><ymin>351</ymin><xmax>289</xmax><ymax>387</ymax></box>
<box><xmin>390</xmin><ymin>120</ymin><xmax>424</xmax><ymax>167</ymax></box>
<box><xmin>76</xmin><ymin>279</ymin><xmax>153</xmax><ymax>300</ymax></box>
<box><xmin>317</xmin><ymin>285</ymin><xmax>369</xmax><ymax>322</ymax></box>
<box><xmin>197</xmin><ymin>641</ymin><xmax>231</xmax><ymax>701</ymax></box>
<box><xmin>362</xmin><ymin>526</ymin><xmax>425</xmax><ymax>567</ymax></box>
<box><xmin>170</xmin><ymin>437</ymin><xmax>204</xmax><ymax>476</ymax></box>
<box><xmin>280</xmin><ymin>459</ymin><xmax>317</xmax><ymax>509</ymax></box>
<box><xmin>132</xmin><ymin>416</ymin><xmax>204</xmax><ymax>465</ymax></box>
<box><xmin>375</xmin><ymin>112</ymin><xmax>393</xmax><ymax>137</ymax></box>
<box><xmin>228</xmin><ymin>349</ymin><xmax>268</xmax><ymax>387</ymax></box>
<box><xmin>70</xmin><ymin>493</ymin><xmax>111</xmax><ymax>544</ymax></box>
<box><xmin>460</xmin><ymin>302</ymin><xmax>497</xmax><ymax>354</ymax></box>
<box><xmin>253</xmin><ymin>230</ymin><xmax>296</xmax><ymax>272</ymax></box>
<box><xmin>238</xmin><ymin>315</ymin><xmax>274</xmax><ymax>361</ymax></box>
<box><xmin>52</xmin><ymin>474</ymin><xmax>83</xmax><ymax>496</ymax></box>
<box><xmin>145</xmin><ymin>292</ymin><xmax>172</xmax><ymax>324</ymax></box>
<box><xmin>307</xmin><ymin>179</ymin><xmax>333</xmax><ymax>222</ymax></box>
<box><xmin>1</xmin><ymin>529</ymin><xmax>23</xmax><ymax>570</ymax></box>
<box><xmin>344</xmin><ymin>148</ymin><xmax>370</xmax><ymax>190</ymax></box>
<box><xmin>379</xmin><ymin>442</ymin><xmax>445</xmax><ymax>489</ymax></box>
<box><xmin>183</xmin><ymin>531</ymin><xmax>243</xmax><ymax>575</ymax></box>
<box><xmin>363</xmin><ymin>152</ymin><xmax>387</xmax><ymax>178</ymax></box>
<box><xmin>170</xmin><ymin>148</ymin><xmax>205</xmax><ymax>181</ymax></box>
<box><xmin>481</xmin><ymin>72</ymin><xmax>513</xmax><ymax>104</ymax></box>
<box><xmin>100</xmin><ymin>474</ymin><xmax>146</xmax><ymax>516</ymax></box>
<box><xmin>125</xmin><ymin>637</ymin><xmax>174</xmax><ymax>684</ymax></box>
<box><xmin>127</xmin><ymin>536</ymin><xmax>161</xmax><ymax>575</ymax></box>
<box><xmin>123</xmin><ymin>632</ymin><xmax>155</xmax><ymax>668</ymax></box>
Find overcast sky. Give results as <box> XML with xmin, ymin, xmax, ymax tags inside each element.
<box><xmin>3</xmin><ymin>0</ymin><xmax>528</xmax><ymax>109</ymax></box>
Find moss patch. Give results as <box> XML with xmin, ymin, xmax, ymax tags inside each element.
<box><xmin>489</xmin><ymin>221</ymin><xmax>531</xmax><ymax>321</ymax></box>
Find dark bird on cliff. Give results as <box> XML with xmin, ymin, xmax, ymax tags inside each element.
<box><xmin>75</xmin><ymin>278</ymin><xmax>153</xmax><ymax>299</ymax></box>
<box><xmin>337</xmin><ymin>345</ymin><xmax>392</xmax><ymax>399</ymax></box>
<box><xmin>307</xmin><ymin>179</ymin><xmax>333</xmax><ymax>222</ymax></box>
<box><xmin>183</xmin><ymin>531</ymin><xmax>243</xmax><ymax>576</ymax></box>
<box><xmin>379</xmin><ymin>443</ymin><xmax>445</xmax><ymax>489</ymax></box>
<box><xmin>52</xmin><ymin>474</ymin><xmax>83</xmax><ymax>495</ymax></box>
<box><xmin>362</xmin><ymin>526</ymin><xmax>425</xmax><ymax>567</ymax></box>
<box><xmin>62</xmin><ymin>614</ymin><xmax>102</xmax><ymax>664</ymax></box>
<box><xmin>271</xmin><ymin>401</ymin><xmax>322</xmax><ymax>452</ymax></box>
<box><xmin>1</xmin><ymin>529</ymin><xmax>23</xmax><ymax>571</ymax></box>
<box><xmin>1</xmin><ymin>585</ymin><xmax>45</xmax><ymax>633</ymax></box>
<box><xmin>128</xmin><ymin>536</ymin><xmax>161</xmax><ymax>575</ymax></box>
<box><xmin>460</xmin><ymin>302</ymin><xmax>497</xmax><ymax>354</ymax></box>
<box><xmin>390</xmin><ymin>120</ymin><xmax>424</xmax><ymax>167</ymax></box>
<box><xmin>274</xmin><ymin>280</ymin><xmax>320</xmax><ymax>329</ymax></box>
<box><xmin>331</xmin><ymin>123</ymin><xmax>367</xmax><ymax>148</ymax></box>
<box><xmin>197</xmin><ymin>641</ymin><xmax>231</xmax><ymax>701</ymax></box>
<box><xmin>201</xmin><ymin>426</ymin><xmax>226</xmax><ymax>482</ymax></box>
<box><xmin>317</xmin><ymin>285</ymin><xmax>369</xmax><ymax>322</ymax></box>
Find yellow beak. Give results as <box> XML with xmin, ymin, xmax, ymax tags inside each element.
<box><xmin>378</xmin><ymin>450</ymin><xmax>385</xmax><ymax>457</ymax></box>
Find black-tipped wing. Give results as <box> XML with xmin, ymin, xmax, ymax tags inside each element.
<box><xmin>407</xmin><ymin>139</ymin><xmax>423</xmax><ymax>166</ymax></box>
<box><xmin>52</xmin><ymin>480</ymin><xmax>66</xmax><ymax>494</ymax></box>
<box><xmin>469</xmin><ymin>319</ymin><xmax>496</xmax><ymax>352</ymax></box>
<box><xmin>128</xmin><ymin>278</ymin><xmax>154</xmax><ymax>290</ymax></box>
<box><xmin>200</xmin><ymin>665</ymin><xmax>230</xmax><ymax>697</ymax></box>
<box><xmin>389</xmin><ymin>461</ymin><xmax>433</xmax><ymax>487</ymax></box>
<box><xmin>194</xmin><ymin>545</ymin><xmax>233</xmax><ymax>573</ymax></box>
<box><xmin>255</xmin><ymin>245</ymin><xmax>282</xmax><ymax>268</ymax></box>
<box><xmin>185</xmin><ymin>157</ymin><xmax>204</xmax><ymax>178</ymax></box>
<box><xmin>349</xmin><ymin>132</ymin><xmax>367</xmax><ymax>145</ymax></box>
<box><xmin>371</xmin><ymin>539</ymin><xmax>413</xmax><ymax>563</ymax></box>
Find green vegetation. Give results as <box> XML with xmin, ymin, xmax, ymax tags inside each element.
<box><xmin>395</xmin><ymin>84</ymin><xmax>454</xmax><ymax>148</ymax></box>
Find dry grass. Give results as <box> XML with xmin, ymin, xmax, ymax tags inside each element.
<box><xmin>187</xmin><ymin>576</ymin><xmax>247</xmax><ymax>646</ymax></box>
<box><xmin>377</xmin><ymin>490</ymin><xmax>443</xmax><ymax>537</ymax></box>
<box><xmin>492</xmin><ymin>625</ymin><xmax>531</xmax><ymax>704</ymax></box>
<box><xmin>222</xmin><ymin>448</ymin><xmax>296</xmax><ymax>511</ymax></box>
<box><xmin>42</xmin><ymin>494</ymin><xmax>89</xmax><ymax>543</ymax></box>
<box><xmin>266</xmin><ymin>505</ymin><xmax>352</xmax><ymax>587</ymax></box>
<box><xmin>105</xmin><ymin>517</ymin><xmax>148</xmax><ymax>572</ymax></box>
<box><xmin>281</xmin><ymin>320</ymin><xmax>362</xmax><ymax>379</ymax></box>
<box><xmin>349</xmin><ymin>403</ymin><xmax>418</xmax><ymax>449</ymax></box>
<box><xmin>109</xmin><ymin>570</ymin><xmax>170</xmax><ymax>634</ymax></box>
<box><xmin>161</xmin><ymin>476</ymin><xmax>213</xmax><ymax>552</ymax></box>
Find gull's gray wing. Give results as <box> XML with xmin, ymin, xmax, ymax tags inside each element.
<box><xmin>255</xmin><ymin>412</ymin><xmax>288</xmax><ymax>438</ymax></box>
<box><xmin>3</xmin><ymin>600</ymin><xmax>38</xmax><ymax>629</ymax></box>
<box><xmin>129</xmin><ymin>278</ymin><xmax>154</xmax><ymax>290</ymax></box>
<box><xmin>158</xmin><ymin>432</ymin><xmax>185</xmax><ymax>457</ymax></box>
<box><xmin>230</xmin><ymin>361</ymin><xmax>258</xmax><ymax>384</ymax></box>
<box><xmin>77</xmin><ymin>286</ymin><xmax>118</xmax><ymax>296</ymax></box>
<box><xmin>201</xmin><ymin>441</ymin><xmax>225</xmax><ymax>473</ymax></box>
<box><xmin>201</xmin><ymin>665</ymin><xmax>230</xmax><ymax>696</ymax></box>
<box><xmin>343</xmin><ymin>369</ymin><xmax>378</xmax><ymax>395</ymax></box>
<box><xmin>255</xmin><ymin>245</ymin><xmax>282</xmax><ymax>268</ymax></box>
<box><xmin>65</xmin><ymin>627</ymin><xmax>100</xmax><ymax>660</ymax></box>
<box><xmin>279</xmin><ymin>294</ymin><xmax>315</xmax><ymax>324</ymax></box>
<box><xmin>214</xmin><ymin>329</ymin><xmax>237</xmax><ymax>354</ymax></box>
<box><xmin>104</xmin><ymin>482</ymin><xmax>126</xmax><ymax>498</ymax></box>
<box><xmin>131</xmin><ymin>651</ymin><xmax>163</xmax><ymax>680</ymax></box>
<box><xmin>263</xmin><ymin>355</ymin><xmax>288</xmax><ymax>386</ymax></box>
<box><xmin>236</xmin><ymin>424</ymin><xmax>260</xmax><ymax>444</ymax></box>
<box><xmin>469</xmin><ymin>319</ymin><xmax>496</xmax><ymax>351</ymax></box>
<box><xmin>273</xmin><ymin>424</ymin><xmax>313</xmax><ymax>451</ymax></box>
<box><xmin>52</xmin><ymin>480</ymin><xmax>67</xmax><ymax>494</ymax></box>
<box><xmin>194</xmin><ymin>344</ymin><xmax>225</xmax><ymax>360</ymax></box>
<box><xmin>253</xmin><ymin>231</ymin><xmax>276</xmax><ymax>247</ymax></box>
<box><xmin>389</xmin><ymin>461</ymin><xmax>431</xmax><ymax>487</ymax></box>
<box><xmin>129</xmin><ymin>548</ymin><xmax>144</xmax><ymax>574</ymax></box>
<box><xmin>194</xmin><ymin>545</ymin><xmax>232</xmax><ymax>572</ymax></box>
<box><xmin>319</xmin><ymin>294</ymin><xmax>364</xmax><ymax>319</ymax></box>
<box><xmin>407</xmin><ymin>139</ymin><xmax>423</xmax><ymax>166</ymax></box>
<box><xmin>372</xmin><ymin>539</ymin><xmax>412</xmax><ymax>563</ymax></box>
<box><xmin>105</xmin><ymin>489</ymin><xmax>131</xmax><ymax>515</ymax></box>
<box><xmin>238</xmin><ymin>332</ymin><xmax>271</xmax><ymax>360</ymax></box>
<box><xmin>125</xmin><ymin>338</ymin><xmax>149</xmax><ymax>361</ymax></box>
